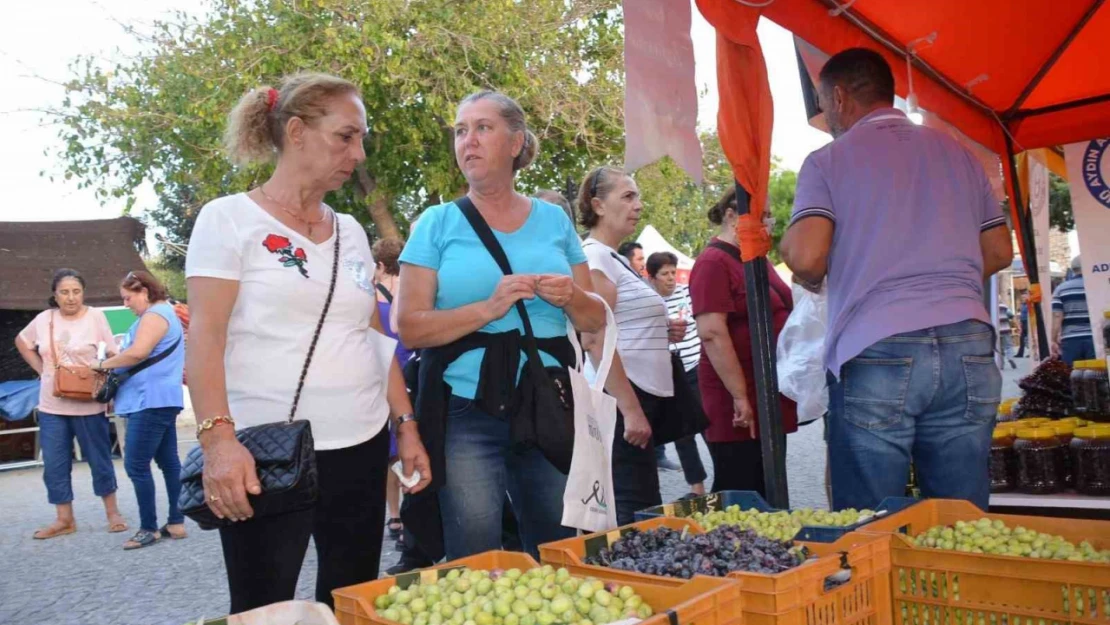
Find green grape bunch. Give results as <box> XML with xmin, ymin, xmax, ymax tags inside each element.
<box><xmin>912</xmin><ymin>518</ymin><xmax>1110</xmax><ymax>563</ymax></box>
<box><xmin>371</xmin><ymin>565</ymin><xmax>655</xmax><ymax>625</ymax></box>
<box><xmin>690</xmin><ymin>506</ymin><xmax>875</xmax><ymax>541</ymax></box>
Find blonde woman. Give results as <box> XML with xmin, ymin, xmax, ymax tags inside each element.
<box><xmin>185</xmin><ymin>73</ymin><xmax>431</xmax><ymax>612</ymax></box>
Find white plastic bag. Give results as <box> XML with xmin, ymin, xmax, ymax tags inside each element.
<box><xmin>776</xmin><ymin>283</ymin><xmax>828</xmax><ymax>425</ymax></box>
<box><xmin>226</xmin><ymin>600</ymin><xmax>340</xmax><ymax>625</ymax></box>
<box><xmin>561</xmin><ymin>296</ymin><xmax>619</xmax><ymax>532</ymax></box>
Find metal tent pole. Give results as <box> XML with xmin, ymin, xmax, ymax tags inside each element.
<box><xmin>733</xmin><ymin>181</ymin><xmax>789</xmax><ymax>508</ymax></box>
<box><xmin>1003</xmin><ymin>135</ymin><xmax>1050</xmax><ymax>358</ymax></box>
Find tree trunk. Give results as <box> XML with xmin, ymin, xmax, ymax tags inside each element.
<box><xmin>354</xmin><ymin>164</ymin><xmax>401</xmax><ymax>240</ymax></box>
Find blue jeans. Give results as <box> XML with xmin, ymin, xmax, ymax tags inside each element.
<box><xmin>827</xmin><ymin>320</ymin><xmax>1000</xmax><ymax>511</ymax></box>
<box><xmin>38</xmin><ymin>412</ymin><xmax>118</xmax><ymax>505</ymax></box>
<box><xmin>123</xmin><ymin>407</ymin><xmax>183</xmax><ymax>531</ymax></box>
<box><xmin>438</xmin><ymin>396</ymin><xmax>574</xmax><ymax>560</ymax></box>
<box><xmin>1060</xmin><ymin>336</ymin><xmax>1096</xmax><ymax>366</ymax></box>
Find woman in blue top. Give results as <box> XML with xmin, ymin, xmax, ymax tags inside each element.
<box><xmin>96</xmin><ymin>271</ymin><xmax>185</xmax><ymax>550</ymax></box>
<box><xmin>396</xmin><ymin>91</ymin><xmax>607</xmax><ymax>559</ymax></box>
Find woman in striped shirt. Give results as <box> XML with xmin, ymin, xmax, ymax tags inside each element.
<box><xmin>578</xmin><ymin>166</ymin><xmax>692</xmax><ymax>523</ymax></box>
<box><xmin>646</xmin><ymin>251</ymin><xmax>708</xmax><ymax>496</ymax></box>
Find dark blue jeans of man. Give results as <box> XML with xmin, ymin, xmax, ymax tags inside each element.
<box><xmin>38</xmin><ymin>412</ymin><xmax>118</xmax><ymax>504</ymax></box>
<box><xmin>827</xmin><ymin>319</ymin><xmax>1001</xmax><ymax>511</ymax></box>
<box><xmin>1060</xmin><ymin>336</ymin><xmax>1096</xmax><ymax>366</ymax></box>
<box><xmin>122</xmin><ymin>407</ymin><xmax>183</xmax><ymax>532</ymax></box>
<box><xmin>438</xmin><ymin>396</ymin><xmax>575</xmax><ymax>561</ymax></box>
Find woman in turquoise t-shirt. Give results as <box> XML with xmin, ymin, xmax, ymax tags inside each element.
<box><xmin>397</xmin><ymin>91</ymin><xmax>606</xmax><ymax>559</ymax></box>
<box><xmin>96</xmin><ymin>271</ymin><xmax>185</xmax><ymax>550</ymax></box>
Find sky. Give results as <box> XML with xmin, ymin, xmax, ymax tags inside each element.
<box><xmin>0</xmin><ymin>0</ymin><xmax>829</xmax><ymax>229</ymax></box>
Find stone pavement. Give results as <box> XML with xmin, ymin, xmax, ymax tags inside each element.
<box><xmin>0</xmin><ymin>359</ymin><xmax>1029</xmax><ymax>625</ymax></box>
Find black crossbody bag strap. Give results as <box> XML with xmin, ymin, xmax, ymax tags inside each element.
<box><xmin>708</xmin><ymin>239</ymin><xmax>743</xmax><ymax>263</ymax></box>
<box><xmin>454</xmin><ymin>197</ymin><xmax>550</xmax><ymax>380</ymax></box>
<box><xmin>376</xmin><ymin>283</ymin><xmax>394</xmax><ymax>304</ymax></box>
<box><xmin>122</xmin><ymin>336</ymin><xmax>181</xmax><ymax>378</ymax></box>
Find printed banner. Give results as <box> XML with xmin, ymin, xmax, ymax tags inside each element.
<box><xmin>1029</xmin><ymin>158</ymin><xmax>1053</xmax><ymax>336</ymax></box>
<box><xmin>1063</xmin><ymin>139</ymin><xmax>1110</xmax><ymax>360</ymax></box>
<box><xmin>623</xmin><ymin>0</ymin><xmax>703</xmax><ymax>183</ymax></box>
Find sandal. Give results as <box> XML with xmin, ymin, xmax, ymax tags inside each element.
<box><xmin>33</xmin><ymin>521</ymin><xmax>77</xmax><ymax>540</ymax></box>
<box><xmin>387</xmin><ymin>517</ymin><xmax>403</xmax><ymax>539</ymax></box>
<box><xmin>122</xmin><ymin>529</ymin><xmax>161</xmax><ymax>550</ymax></box>
<box><xmin>107</xmin><ymin>514</ymin><xmax>129</xmax><ymax>533</ymax></box>
<box><xmin>160</xmin><ymin>523</ymin><xmax>187</xmax><ymax>540</ymax></box>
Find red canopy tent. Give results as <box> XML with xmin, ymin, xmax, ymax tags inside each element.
<box><xmin>688</xmin><ymin>0</ymin><xmax>1110</xmax><ymax>505</ymax></box>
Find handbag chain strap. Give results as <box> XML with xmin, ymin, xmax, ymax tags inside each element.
<box><xmin>287</xmin><ymin>211</ymin><xmax>340</xmax><ymax>423</ymax></box>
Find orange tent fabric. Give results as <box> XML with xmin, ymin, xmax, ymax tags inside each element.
<box><xmin>752</xmin><ymin>0</ymin><xmax>1110</xmax><ymax>152</ymax></box>
<box><xmin>697</xmin><ymin>0</ymin><xmax>1108</xmax><ymax>272</ymax></box>
<box><xmin>695</xmin><ymin>0</ymin><xmax>773</xmax><ymax>261</ymax></box>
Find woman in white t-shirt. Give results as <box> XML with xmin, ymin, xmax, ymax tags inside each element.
<box><xmin>184</xmin><ymin>72</ymin><xmax>431</xmax><ymax>614</ymax></box>
<box><xmin>577</xmin><ymin>166</ymin><xmax>686</xmax><ymax>524</ymax></box>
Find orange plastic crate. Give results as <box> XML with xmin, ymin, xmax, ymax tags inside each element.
<box><xmin>332</xmin><ymin>550</ymin><xmax>742</xmax><ymax>625</ymax></box>
<box><xmin>857</xmin><ymin>499</ymin><xmax>1110</xmax><ymax>625</ymax></box>
<box><xmin>539</xmin><ymin>517</ymin><xmax>892</xmax><ymax>625</ymax></box>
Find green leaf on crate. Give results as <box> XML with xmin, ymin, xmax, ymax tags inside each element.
<box><xmin>394</xmin><ymin>571</ymin><xmax>420</xmax><ymax>589</ymax></box>
<box><xmin>584</xmin><ymin>527</ymin><xmax>637</xmax><ymax>559</ymax></box>
<box><xmin>397</xmin><ymin>565</ymin><xmax>466</xmax><ymax>589</ymax></box>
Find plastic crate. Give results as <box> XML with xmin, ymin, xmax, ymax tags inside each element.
<box><xmin>856</xmin><ymin>498</ymin><xmax>1110</xmax><ymax>625</ymax></box>
<box><xmin>539</xmin><ymin>517</ymin><xmax>892</xmax><ymax>625</ymax></box>
<box><xmin>635</xmin><ymin>491</ymin><xmax>920</xmax><ymax>543</ymax></box>
<box><xmin>332</xmin><ymin>550</ymin><xmax>742</xmax><ymax>625</ymax></box>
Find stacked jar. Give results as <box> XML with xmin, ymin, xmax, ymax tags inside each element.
<box><xmin>998</xmin><ymin>398</ymin><xmax>1019</xmax><ymax>422</ymax></box>
<box><xmin>1103</xmin><ymin>310</ymin><xmax>1110</xmax><ymax>359</ymax></box>
<box><xmin>1012</xmin><ymin>417</ymin><xmax>1052</xmax><ymax>429</ymax></box>
<box><xmin>1071</xmin><ymin>361</ymin><xmax>1090</xmax><ymax>416</ymax></box>
<box><xmin>1087</xmin><ymin>360</ymin><xmax>1109</xmax><ymax>423</ymax></box>
<box><xmin>1071</xmin><ymin>425</ymin><xmax>1110</xmax><ymax>496</ymax></box>
<box><xmin>1050</xmin><ymin>421</ymin><xmax>1077</xmax><ymax>487</ymax></box>
<box><xmin>989</xmin><ymin>426</ymin><xmax>1017</xmax><ymax>493</ymax></box>
<box><xmin>1014</xmin><ymin>428</ymin><xmax>1066</xmax><ymax>494</ymax></box>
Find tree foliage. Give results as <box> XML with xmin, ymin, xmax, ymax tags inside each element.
<box><xmin>50</xmin><ymin>0</ymin><xmax>624</xmax><ymax>248</ymax></box>
<box><xmin>1048</xmin><ymin>172</ymin><xmax>1073</xmax><ymax>233</ymax></box>
<box><xmin>633</xmin><ymin>132</ymin><xmax>797</xmax><ymax>262</ymax></box>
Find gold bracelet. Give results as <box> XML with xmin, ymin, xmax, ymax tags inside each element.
<box><xmin>196</xmin><ymin>416</ymin><xmax>235</xmax><ymax>439</ymax></box>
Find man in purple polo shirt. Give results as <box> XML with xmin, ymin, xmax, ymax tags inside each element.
<box><xmin>780</xmin><ymin>49</ymin><xmax>1013</xmax><ymax>511</ymax></box>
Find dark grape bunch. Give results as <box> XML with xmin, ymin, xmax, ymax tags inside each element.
<box><xmin>1014</xmin><ymin>358</ymin><xmax>1074</xmax><ymax>418</ymax></box>
<box><xmin>584</xmin><ymin>526</ymin><xmax>806</xmax><ymax>578</ymax></box>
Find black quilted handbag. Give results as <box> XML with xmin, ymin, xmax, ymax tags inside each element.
<box><xmin>179</xmin><ymin>215</ymin><xmax>341</xmax><ymax>530</ymax></box>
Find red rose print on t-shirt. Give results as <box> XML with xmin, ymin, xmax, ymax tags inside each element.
<box><xmin>262</xmin><ymin>234</ymin><xmax>291</xmax><ymax>253</ymax></box>
<box><xmin>261</xmin><ymin>234</ymin><xmax>309</xmax><ymax>278</ymax></box>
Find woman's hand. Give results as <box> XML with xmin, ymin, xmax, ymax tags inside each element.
<box><xmin>732</xmin><ymin>395</ymin><xmax>756</xmax><ymax>438</ymax></box>
<box><xmin>200</xmin><ymin>429</ymin><xmax>261</xmax><ymax>522</ymax></box>
<box><xmin>485</xmin><ymin>275</ymin><xmax>536</xmax><ymax>320</ymax></box>
<box><xmin>395</xmin><ymin>421</ymin><xmax>432</xmax><ymax>493</ymax></box>
<box><xmin>535</xmin><ymin>274</ymin><xmax>575</xmax><ymax>309</ymax></box>
<box><xmin>666</xmin><ymin>318</ymin><xmax>687</xmax><ymax>343</ymax></box>
<box><xmin>623</xmin><ymin>407</ymin><xmax>653</xmax><ymax>449</ymax></box>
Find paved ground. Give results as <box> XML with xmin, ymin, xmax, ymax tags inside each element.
<box><xmin>0</xmin><ymin>360</ymin><xmax>1027</xmax><ymax>625</ymax></box>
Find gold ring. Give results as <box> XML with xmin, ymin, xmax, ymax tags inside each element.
<box><xmin>209</xmin><ymin>495</ymin><xmax>220</xmax><ymax>502</ymax></box>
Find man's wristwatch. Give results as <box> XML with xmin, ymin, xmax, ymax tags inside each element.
<box><xmin>395</xmin><ymin>413</ymin><xmax>417</xmax><ymax>427</ymax></box>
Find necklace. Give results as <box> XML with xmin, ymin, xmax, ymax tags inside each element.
<box><xmin>259</xmin><ymin>184</ymin><xmax>330</xmax><ymax>237</ymax></box>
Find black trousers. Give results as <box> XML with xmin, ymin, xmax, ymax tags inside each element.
<box><xmin>613</xmin><ymin>386</ymin><xmax>663</xmax><ymax>525</ymax></box>
<box><xmin>219</xmin><ymin>424</ymin><xmax>390</xmax><ymax>614</ymax></box>
<box><xmin>707</xmin><ymin>438</ymin><xmax>784</xmax><ymax>497</ymax></box>
<box><xmin>673</xmin><ymin>367</ymin><xmax>708</xmax><ymax>485</ymax></box>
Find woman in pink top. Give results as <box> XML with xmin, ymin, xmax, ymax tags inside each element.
<box><xmin>15</xmin><ymin>269</ymin><xmax>127</xmax><ymax>539</ymax></box>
